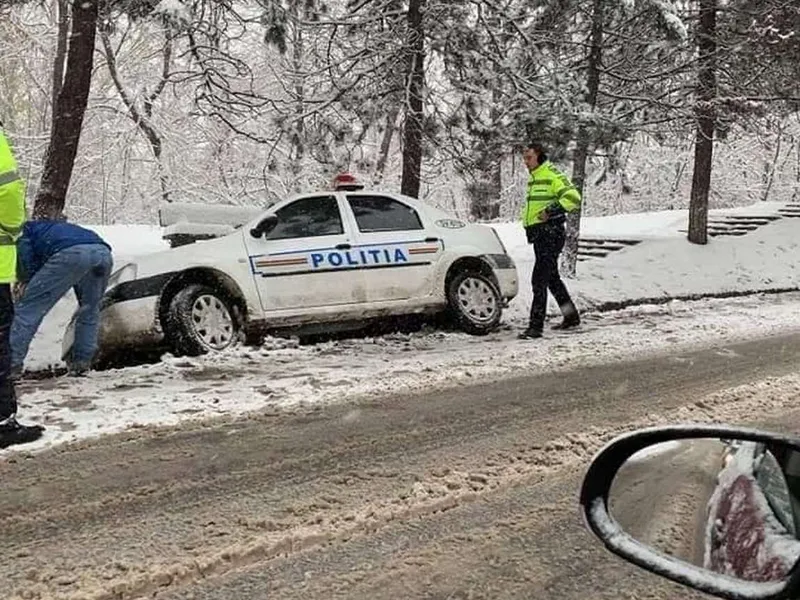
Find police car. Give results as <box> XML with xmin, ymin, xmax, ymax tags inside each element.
<box><xmin>63</xmin><ymin>176</ymin><xmax>519</xmax><ymax>360</ymax></box>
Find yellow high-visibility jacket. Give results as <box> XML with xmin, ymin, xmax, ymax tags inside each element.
<box><xmin>521</xmin><ymin>161</ymin><xmax>581</xmax><ymax>228</ymax></box>
<box><xmin>0</xmin><ymin>130</ymin><xmax>26</xmax><ymax>283</ymax></box>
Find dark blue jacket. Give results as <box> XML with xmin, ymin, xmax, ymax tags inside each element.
<box><xmin>17</xmin><ymin>220</ymin><xmax>112</xmax><ymax>283</ymax></box>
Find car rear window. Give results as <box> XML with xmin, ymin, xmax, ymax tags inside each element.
<box><xmin>347</xmin><ymin>195</ymin><xmax>424</xmax><ymax>233</ymax></box>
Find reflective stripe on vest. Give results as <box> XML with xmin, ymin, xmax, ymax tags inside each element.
<box><xmin>0</xmin><ymin>169</ymin><xmax>20</xmax><ymax>186</ymax></box>
<box><xmin>0</xmin><ymin>222</ymin><xmax>22</xmax><ymax>246</ymax></box>
<box><xmin>0</xmin><ymin>223</ymin><xmax>22</xmax><ymax>236</ymax></box>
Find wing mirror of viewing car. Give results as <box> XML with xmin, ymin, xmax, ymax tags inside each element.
<box><xmin>250</xmin><ymin>214</ymin><xmax>278</xmax><ymax>239</ymax></box>
<box><xmin>580</xmin><ymin>425</ymin><xmax>800</xmax><ymax>600</ymax></box>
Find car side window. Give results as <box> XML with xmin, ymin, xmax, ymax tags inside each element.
<box><xmin>346</xmin><ymin>195</ymin><xmax>424</xmax><ymax>233</ymax></box>
<box><xmin>772</xmin><ymin>447</ymin><xmax>800</xmax><ymax>539</ymax></box>
<box><xmin>755</xmin><ymin>448</ymin><xmax>798</xmax><ymax>536</ymax></box>
<box><xmin>265</xmin><ymin>195</ymin><xmax>344</xmax><ymax>240</ymax></box>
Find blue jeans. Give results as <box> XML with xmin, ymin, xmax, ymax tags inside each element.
<box><xmin>11</xmin><ymin>244</ymin><xmax>113</xmax><ymax>370</ymax></box>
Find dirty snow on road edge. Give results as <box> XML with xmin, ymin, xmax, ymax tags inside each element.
<box><xmin>7</xmin><ymin>291</ymin><xmax>800</xmax><ymax>455</ymax></box>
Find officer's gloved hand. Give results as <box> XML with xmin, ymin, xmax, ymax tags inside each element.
<box><xmin>541</xmin><ymin>204</ymin><xmax>566</xmax><ymax>222</ymax></box>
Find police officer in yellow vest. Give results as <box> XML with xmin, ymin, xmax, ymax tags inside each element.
<box><xmin>0</xmin><ymin>119</ymin><xmax>45</xmax><ymax>448</ymax></box>
<box><xmin>518</xmin><ymin>141</ymin><xmax>581</xmax><ymax>340</ymax></box>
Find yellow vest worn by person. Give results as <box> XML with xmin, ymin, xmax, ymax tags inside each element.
<box><xmin>0</xmin><ymin>130</ymin><xmax>26</xmax><ymax>284</ymax></box>
<box><xmin>520</xmin><ymin>160</ymin><xmax>582</xmax><ymax>228</ymax></box>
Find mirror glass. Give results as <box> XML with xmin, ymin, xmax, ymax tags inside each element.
<box><xmin>609</xmin><ymin>437</ymin><xmax>800</xmax><ymax>583</ymax></box>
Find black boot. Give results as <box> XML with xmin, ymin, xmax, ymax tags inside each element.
<box><xmin>552</xmin><ymin>303</ymin><xmax>580</xmax><ymax>330</ymax></box>
<box><xmin>0</xmin><ymin>416</ymin><xmax>45</xmax><ymax>449</ymax></box>
<box><xmin>552</xmin><ymin>315</ymin><xmax>580</xmax><ymax>330</ymax></box>
<box><xmin>66</xmin><ymin>363</ymin><xmax>89</xmax><ymax>378</ymax></box>
<box><xmin>518</xmin><ymin>327</ymin><xmax>543</xmax><ymax>340</ymax></box>
<box><xmin>8</xmin><ymin>365</ymin><xmax>23</xmax><ymax>382</ymax></box>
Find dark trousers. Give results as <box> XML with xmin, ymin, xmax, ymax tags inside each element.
<box><xmin>0</xmin><ymin>283</ymin><xmax>17</xmax><ymax>419</ymax></box>
<box><xmin>527</xmin><ymin>221</ymin><xmax>577</xmax><ymax>331</ymax></box>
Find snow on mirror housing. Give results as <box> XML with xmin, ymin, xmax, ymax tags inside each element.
<box><xmin>580</xmin><ymin>425</ymin><xmax>800</xmax><ymax>600</ymax></box>
<box><xmin>250</xmin><ymin>214</ymin><xmax>278</xmax><ymax>239</ymax></box>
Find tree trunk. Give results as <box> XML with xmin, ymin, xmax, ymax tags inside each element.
<box><xmin>794</xmin><ymin>134</ymin><xmax>800</xmax><ymax>202</ymax></box>
<box><xmin>466</xmin><ymin>178</ymin><xmax>501</xmax><ymax>221</ymax></box>
<box><xmin>51</xmin><ymin>0</ymin><xmax>70</xmax><ymax>134</ymax></box>
<box><xmin>687</xmin><ymin>0</ymin><xmax>717</xmax><ymax>245</ymax></box>
<box><xmin>672</xmin><ymin>154</ymin><xmax>688</xmax><ymax>195</ymax></box>
<box><xmin>565</xmin><ymin>143</ymin><xmax>589</xmax><ymax>277</ymax></box>
<box><xmin>400</xmin><ymin>0</ymin><xmax>425</xmax><ymax>198</ymax></box>
<box><xmin>760</xmin><ymin>120</ymin><xmax>783</xmax><ymax>203</ymax></box>
<box><xmin>467</xmin><ymin>87</ymin><xmax>503</xmax><ymax>221</ymax></box>
<box><xmin>563</xmin><ymin>0</ymin><xmax>604</xmax><ymax>277</ymax></box>
<box><xmin>374</xmin><ymin>104</ymin><xmax>400</xmax><ymax>184</ymax></box>
<box><xmin>34</xmin><ymin>0</ymin><xmax>99</xmax><ymax>220</ymax></box>
<box><xmin>290</xmin><ymin>1</ymin><xmax>305</xmax><ymax>185</ymax></box>
<box><xmin>608</xmin><ymin>143</ymin><xmax>632</xmax><ymax>194</ymax></box>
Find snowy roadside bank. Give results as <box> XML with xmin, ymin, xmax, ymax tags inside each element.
<box><xmin>497</xmin><ymin>216</ymin><xmax>800</xmax><ymax>320</ymax></box>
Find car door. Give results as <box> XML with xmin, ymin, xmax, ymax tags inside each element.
<box><xmin>243</xmin><ymin>194</ymin><xmax>365</xmax><ymax>312</ymax></box>
<box><xmin>342</xmin><ymin>193</ymin><xmax>444</xmax><ymax>302</ymax></box>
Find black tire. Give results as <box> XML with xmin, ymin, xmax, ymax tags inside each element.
<box><xmin>163</xmin><ymin>283</ymin><xmax>241</xmax><ymax>356</ymax></box>
<box><xmin>446</xmin><ymin>270</ymin><xmax>503</xmax><ymax>335</ymax></box>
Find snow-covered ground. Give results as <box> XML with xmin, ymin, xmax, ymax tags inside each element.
<box><xmin>576</xmin><ymin>201</ymin><xmax>786</xmax><ymax>239</ymax></box>
<box><xmin>13</xmin><ymin>291</ymin><xmax>800</xmax><ymax>454</ymax></box>
<box><xmin>8</xmin><ymin>201</ymin><xmax>800</xmax><ymax>454</ymax></box>
<box><xmin>499</xmin><ymin>201</ymin><xmax>799</xmax><ymax>319</ymax></box>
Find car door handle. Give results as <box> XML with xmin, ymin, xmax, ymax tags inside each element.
<box><xmin>425</xmin><ymin>237</ymin><xmax>439</xmax><ymax>243</ymax></box>
<box><xmin>336</xmin><ymin>243</ymin><xmax>351</xmax><ymax>250</ymax></box>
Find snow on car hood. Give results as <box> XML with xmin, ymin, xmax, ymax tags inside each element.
<box><xmin>128</xmin><ymin>231</ymin><xmax>247</xmax><ymax>279</ymax></box>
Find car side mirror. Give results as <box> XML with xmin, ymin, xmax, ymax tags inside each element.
<box><xmin>250</xmin><ymin>214</ymin><xmax>278</xmax><ymax>239</ymax></box>
<box><xmin>580</xmin><ymin>424</ymin><xmax>800</xmax><ymax>600</ymax></box>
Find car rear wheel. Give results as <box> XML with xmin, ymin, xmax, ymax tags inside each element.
<box><xmin>446</xmin><ymin>270</ymin><xmax>502</xmax><ymax>335</ymax></box>
<box><xmin>164</xmin><ymin>283</ymin><xmax>240</xmax><ymax>356</ymax></box>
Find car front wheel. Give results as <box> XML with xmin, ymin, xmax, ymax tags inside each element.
<box><xmin>446</xmin><ymin>270</ymin><xmax>502</xmax><ymax>335</ymax></box>
<box><xmin>164</xmin><ymin>283</ymin><xmax>241</xmax><ymax>356</ymax></box>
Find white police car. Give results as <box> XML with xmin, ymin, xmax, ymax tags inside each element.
<box><xmin>63</xmin><ymin>180</ymin><xmax>518</xmax><ymax>360</ymax></box>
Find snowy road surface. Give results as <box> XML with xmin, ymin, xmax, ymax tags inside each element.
<box><xmin>3</xmin><ymin>332</ymin><xmax>800</xmax><ymax>599</ymax></box>
<box><xmin>612</xmin><ymin>439</ymin><xmax>723</xmax><ymax>567</ymax></box>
